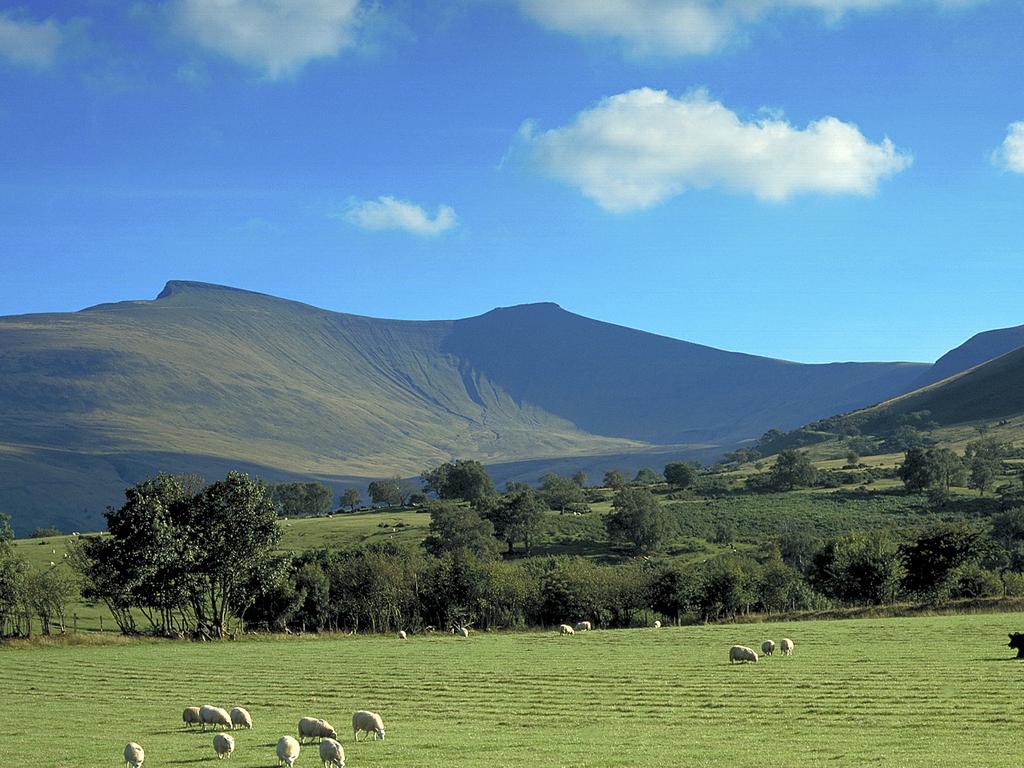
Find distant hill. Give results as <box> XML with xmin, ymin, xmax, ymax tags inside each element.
<box><xmin>916</xmin><ymin>324</ymin><xmax>1024</xmax><ymax>388</ymax></box>
<box><xmin>0</xmin><ymin>280</ymin><xmax>953</xmax><ymax>534</ymax></box>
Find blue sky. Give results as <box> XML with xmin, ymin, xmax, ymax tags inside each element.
<box><xmin>2</xmin><ymin>0</ymin><xmax>1023</xmax><ymax>364</ymax></box>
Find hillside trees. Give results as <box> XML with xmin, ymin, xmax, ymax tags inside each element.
<box><xmin>270</xmin><ymin>481</ymin><xmax>333</xmax><ymax>517</ymax></box>
<box><xmin>538</xmin><ymin>473</ymin><xmax>585</xmax><ymax>512</ymax></box>
<box><xmin>421</xmin><ymin>460</ymin><xmax>496</xmax><ymax>504</ymax></box>
<box><xmin>898</xmin><ymin>447</ymin><xmax>966</xmax><ymax>494</ymax></box>
<box><xmin>339</xmin><ymin>487</ymin><xmax>361</xmax><ymax>511</ymax></box>
<box><xmin>605</xmin><ymin>487</ymin><xmax>673</xmax><ymax>553</ymax></box>
<box><xmin>664</xmin><ymin>462</ymin><xmax>697</xmax><ymax>490</ymax></box>
<box><xmin>73</xmin><ymin>472</ymin><xmax>282</xmax><ymax>637</ymax></box>
<box><xmin>0</xmin><ymin>513</ymin><xmax>26</xmax><ymax>635</ymax></box>
<box><xmin>769</xmin><ymin>450</ymin><xmax>817</xmax><ymax>491</ymax></box>
<box><xmin>484</xmin><ymin>488</ymin><xmax>544</xmax><ymax>555</ymax></box>
<box><xmin>422</xmin><ymin>503</ymin><xmax>499</xmax><ymax>559</ymax></box>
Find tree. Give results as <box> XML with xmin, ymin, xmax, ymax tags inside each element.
<box><xmin>538</xmin><ymin>473</ymin><xmax>584</xmax><ymax>512</ymax></box>
<box><xmin>421</xmin><ymin>460</ymin><xmax>496</xmax><ymax>504</ymax></box>
<box><xmin>965</xmin><ymin>438</ymin><xmax>1006</xmax><ymax>496</ymax></box>
<box><xmin>422</xmin><ymin>503</ymin><xmax>499</xmax><ymax>559</ymax></box>
<box><xmin>602</xmin><ymin>470</ymin><xmax>626</xmax><ymax>490</ymax></box>
<box><xmin>368</xmin><ymin>478</ymin><xmax>405</xmax><ymax>507</ymax></box>
<box><xmin>663</xmin><ymin>462</ymin><xmax>697</xmax><ymax>490</ymax></box>
<box><xmin>485</xmin><ymin>488</ymin><xmax>544</xmax><ymax>555</ymax></box>
<box><xmin>604</xmin><ymin>487</ymin><xmax>672</xmax><ymax>553</ymax></box>
<box><xmin>0</xmin><ymin>513</ymin><xmax>26</xmax><ymax>636</ymax></box>
<box><xmin>339</xmin><ymin>488</ymin><xmax>361</xmax><ymax>511</ymax></box>
<box><xmin>811</xmin><ymin>531</ymin><xmax>904</xmax><ymax>605</ymax></box>
<box><xmin>844</xmin><ymin>450</ymin><xmax>860</xmax><ymax>468</ymax></box>
<box><xmin>897</xmin><ymin>447</ymin><xmax>965</xmax><ymax>493</ymax></box>
<box><xmin>768</xmin><ymin>450</ymin><xmax>817</xmax><ymax>491</ymax></box>
<box><xmin>270</xmin><ymin>481</ymin><xmax>333</xmax><ymax>517</ymax></box>
<box><xmin>901</xmin><ymin>521</ymin><xmax>981</xmax><ymax>597</ymax></box>
<box><xmin>969</xmin><ymin>458</ymin><xmax>998</xmax><ymax>496</ymax></box>
<box><xmin>633</xmin><ymin>467</ymin><xmax>662</xmax><ymax>485</ymax></box>
<box><xmin>571</xmin><ymin>470</ymin><xmax>588</xmax><ymax>488</ymax></box>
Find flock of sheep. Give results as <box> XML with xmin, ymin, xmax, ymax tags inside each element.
<box><xmin>121</xmin><ymin>704</ymin><xmax>386</xmax><ymax>768</ymax></box>
<box><xmin>730</xmin><ymin>637</ymin><xmax>795</xmax><ymax>663</ymax></box>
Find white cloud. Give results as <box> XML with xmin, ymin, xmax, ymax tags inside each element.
<box><xmin>518</xmin><ymin>0</ymin><xmax>985</xmax><ymax>56</ymax></box>
<box><xmin>345</xmin><ymin>196</ymin><xmax>458</xmax><ymax>237</ymax></box>
<box><xmin>993</xmin><ymin>122</ymin><xmax>1024</xmax><ymax>174</ymax></box>
<box><xmin>175</xmin><ymin>0</ymin><xmax>360</xmax><ymax>78</ymax></box>
<box><xmin>520</xmin><ymin>88</ymin><xmax>911</xmax><ymax>212</ymax></box>
<box><xmin>0</xmin><ymin>12</ymin><xmax>61</xmax><ymax>68</ymax></box>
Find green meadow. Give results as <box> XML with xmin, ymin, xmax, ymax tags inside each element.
<box><xmin>1</xmin><ymin>612</ymin><xmax>1022</xmax><ymax>767</ymax></box>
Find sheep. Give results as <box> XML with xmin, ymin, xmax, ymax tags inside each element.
<box><xmin>319</xmin><ymin>737</ymin><xmax>346</xmax><ymax>768</ymax></box>
<box><xmin>457</xmin><ymin>627</ymin><xmax>469</xmax><ymax>638</ymax></box>
<box><xmin>780</xmin><ymin>638</ymin><xmax>794</xmax><ymax>656</ymax></box>
<box><xmin>574</xmin><ymin>621</ymin><xmax>591</xmax><ymax>632</ymax></box>
<box><xmin>653</xmin><ymin>620</ymin><xmax>662</xmax><ymax>629</ymax></box>
<box><xmin>183</xmin><ymin>706</ymin><xmax>201</xmax><ymax>728</ymax></box>
<box><xmin>729</xmin><ymin>645</ymin><xmax>758</xmax><ymax>663</ymax></box>
<box><xmin>298</xmin><ymin>717</ymin><xmax>338</xmax><ymax>744</ymax></box>
<box><xmin>397</xmin><ymin>630</ymin><xmax>407</xmax><ymax>640</ymax></box>
<box><xmin>123</xmin><ymin>742</ymin><xmax>144</xmax><ymax>768</ymax></box>
<box><xmin>352</xmin><ymin>710</ymin><xmax>386</xmax><ymax>741</ymax></box>
<box><xmin>761</xmin><ymin>640</ymin><xmax>776</xmax><ymax>657</ymax></box>
<box><xmin>213</xmin><ymin>733</ymin><xmax>235</xmax><ymax>759</ymax></box>
<box><xmin>200</xmin><ymin>705</ymin><xmax>232</xmax><ymax>731</ymax></box>
<box><xmin>277</xmin><ymin>736</ymin><xmax>300</xmax><ymax>767</ymax></box>
<box><xmin>559</xmin><ymin>623</ymin><xmax>575</xmax><ymax>635</ymax></box>
<box><xmin>230</xmin><ymin>707</ymin><xmax>253</xmax><ymax>729</ymax></box>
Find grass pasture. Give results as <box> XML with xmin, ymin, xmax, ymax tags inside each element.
<box><xmin>2</xmin><ymin>612</ymin><xmax>1023</xmax><ymax>767</ymax></box>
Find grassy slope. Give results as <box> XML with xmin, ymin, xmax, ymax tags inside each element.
<box><xmin>3</xmin><ymin>613</ymin><xmax>1024</xmax><ymax>767</ymax></box>
<box><xmin>0</xmin><ymin>280</ymin><xmax>931</xmax><ymax>534</ymax></box>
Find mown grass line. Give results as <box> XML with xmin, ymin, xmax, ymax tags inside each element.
<box><xmin>2</xmin><ymin>612</ymin><xmax>1023</xmax><ymax>767</ymax></box>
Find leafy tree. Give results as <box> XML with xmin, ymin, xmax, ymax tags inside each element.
<box><xmin>768</xmin><ymin>450</ymin><xmax>817</xmax><ymax>491</ymax></box>
<box><xmin>421</xmin><ymin>460</ymin><xmax>496</xmax><ymax>504</ymax></box>
<box><xmin>663</xmin><ymin>462</ymin><xmax>697</xmax><ymax>490</ymax></box>
<box><xmin>0</xmin><ymin>513</ymin><xmax>27</xmax><ymax>636</ymax></box>
<box><xmin>270</xmin><ymin>481</ymin><xmax>333</xmax><ymax>517</ymax></box>
<box><xmin>538</xmin><ymin>473</ymin><xmax>584</xmax><ymax>512</ymax></box>
<box><xmin>757</xmin><ymin>557</ymin><xmax>804</xmax><ymax>614</ymax></box>
<box><xmin>633</xmin><ymin>467</ymin><xmax>662</xmax><ymax>485</ymax></box>
<box><xmin>602</xmin><ymin>470</ymin><xmax>626</xmax><ymax>490</ymax></box>
<box><xmin>339</xmin><ymin>487</ymin><xmax>361</xmax><ymax>511</ymax></box>
<box><xmin>901</xmin><ymin>521</ymin><xmax>981</xmax><ymax>597</ymax></box>
<box><xmin>571</xmin><ymin>470</ymin><xmax>588</xmax><ymax>488</ymax></box>
<box><xmin>965</xmin><ymin>438</ymin><xmax>1006</xmax><ymax>496</ymax></box>
<box><xmin>695</xmin><ymin>556</ymin><xmax>757</xmax><ymax>621</ymax></box>
<box><xmin>969</xmin><ymin>458</ymin><xmax>998</xmax><ymax>496</ymax></box>
<box><xmin>649</xmin><ymin>563</ymin><xmax>696</xmax><ymax>624</ymax></box>
<box><xmin>897</xmin><ymin>447</ymin><xmax>965</xmax><ymax>493</ymax></box>
<box><xmin>29</xmin><ymin>526</ymin><xmax>61</xmax><ymax>538</ymax></box>
<box><xmin>811</xmin><ymin>531</ymin><xmax>904</xmax><ymax>605</ymax></box>
<box><xmin>22</xmin><ymin>566</ymin><xmax>78</xmax><ymax>635</ymax></box>
<box><xmin>604</xmin><ymin>487</ymin><xmax>672</xmax><ymax>553</ymax></box>
<box><xmin>844</xmin><ymin>450</ymin><xmax>860</xmax><ymax>468</ymax></box>
<box><xmin>484</xmin><ymin>488</ymin><xmax>544</xmax><ymax>555</ymax></box>
<box><xmin>422</xmin><ymin>503</ymin><xmax>499</xmax><ymax>560</ymax></box>
<box><xmin>368</xmin><ymin>477</ymin><xmax>405</xmax><ymax>507</ymax></box>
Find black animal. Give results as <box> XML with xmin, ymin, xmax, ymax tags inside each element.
<box><xmin>1008</xmin><ymin>633</ymin><xmax>1024</xmax><ymax>658</ymax></box>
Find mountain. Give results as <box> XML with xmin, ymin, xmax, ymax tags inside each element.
<box><xmin>0</xmin><ymin>280</ymin><xmax>935</xmax><ymax>534</ymax></box>
<box><xmin>915</xmin><ymin>324</ymin><xmax>1024</xmax><ymax>388</ymax></box>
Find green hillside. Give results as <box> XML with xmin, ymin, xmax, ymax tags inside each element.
<box><xmin>0</xmin><ymin>280</ymin><xmax>936</xmax><ymax>533</ymax></box>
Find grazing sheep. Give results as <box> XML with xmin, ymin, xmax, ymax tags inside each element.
<box><xmin>653</xmin><ymin>620</ymin><xmax>662</xmax><ymax>629</ymax></box>
<box><xmin>729</xmin><ymin>645</ymin><xmax>758</xmax><ymax>663</ymax></box>
<box><xmin>574</xmin><ymin>621</ymin><xmax>591</xmax><ymax>632</ymax></box>
<box><xmin>457</xmin><ymin>627</ymin><xmax>469</xmax><ymax>638</ymax></box>
<box><xmin>299</xmin><ymin>717</ymin><xmax>338</xmax><ymax>744</ymax></box>
<box><xmin>277</xmin><ymin>736</ymin><xmax>300</xmax><ymax>767</ymax></box>
<box><xmin>780</xmin><ymin>638</ymin><xmax>794</xmax><ymax>656</ymax></box>
<box><xmin>761</xmin><ymin>640</ymin><xmax>776</xmax><ymax>656</ymax></box>
<box><xmin>319</xmin><ymin>737</ymin><xmax>346</xmax><ymax>768</ymax></box>
<box><xmin>183</xmin><ymin>706</ymin><xmax>201</xmax><ymax>728</ymax></box>
<box><xmin>559</xmin><ymin>624</ymin><xmax>575</xmax><ymax>635</ymax></box>
<box><xmin>230</xmin><ymin>707</ymin><xmax>253</xmax><ymax>729</ymax></box>
<box><xmin>397</xmin><ymin>630</ymin><xmax>407</xmax><ymax>640</ymax></box>
<box><xmin>352</xmin><ymin>710</ymin><xmax>386</xmax><ymax>741</ymax></box>
<box><xmin>124</xmin><ymin>742</ymin><xmax>144</xmax><ymax>768</ymax></box>
<box><xmin>213</xmin><ymin>733</ymin><xmax>235</xmax><ymax>759</ymax></box>
<box><xmin>200</xmin><ymin>705</ymin><xmax>232</xmax><ymax>731</ymax></box>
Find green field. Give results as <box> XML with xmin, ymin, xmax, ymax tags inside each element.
<box><xmin>1</xmin><ymin>612</ymin><xmax>1022</xmax><ymax>767</ymax></box>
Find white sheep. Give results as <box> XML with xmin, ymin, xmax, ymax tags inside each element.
<box><xmin>397</xmin><ymin>630</ymin><xmax>407</xmax><ymax>640</ymax></box>
<box><xmin>230</xmin><ymin>707</ymin><xmax>253</xmax><ymax>729</ymax></box>
<box><xmin>299</xmin><ymin>717</ymin><xmax>338</xmax><ymax>744</ymax></box>
<box><xmin>200</xmin><ymin>705</ymin><xmax>232</xmax><ymax>731</ymax></box>
<box><xmin>653</xmin><ymin>620</ymin><xmax>662</xmax><ymax>629</ymax></box>
<box><xmin>573</xmin><ymin>621</ymin><xmax>591</xmax><ymax>632</ymax></box>
<box><xmin>559</xmin><ymin>623</ymin><xmax>575</xmax><ymax>635</ymax></box>
<box><xmin>277</xmin><ymin>736</ymin><xmax>300</xmax><ymax>767</ymax></box>
<box><xmin>352</xmin><ymin>710</ymin><xmax>385</xmax><ymax>741</ymax></box>
<box><xmin>213</xmin><ymin>733</ymin><xmax>235</xmax><ymax>759</ymax></box>
<box><xmin>123</xmin><ymin>742</ymin><xmax>144</xmax><ymax>768</ymax></box>
<box><xmin>183</xmin><ymin>706</ymin><xmax>201</xmax><ymax>728</ymax></box>
<box><xmin>761</xmin><ymin>640</ymin><xmax>776</xmax><ymax>656</ymax></box>
<box><xmin>457</xmin><ymin>627</ymin><xmax>469</xmax><ymax>638</ymax></box>
<box><xmin>319</xmin><ymin>737</ymin><xmax>346</xmax><ymax>768</ymax></box>
<box><xmin>729</xmin><ymin>645</ymin><xmax>758</xmax><ymax>663</ymax></box>
<box><xmin>780</xmin><ymin>638</ymin><xmax>794</xmax><ymax>656</ymax></box>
